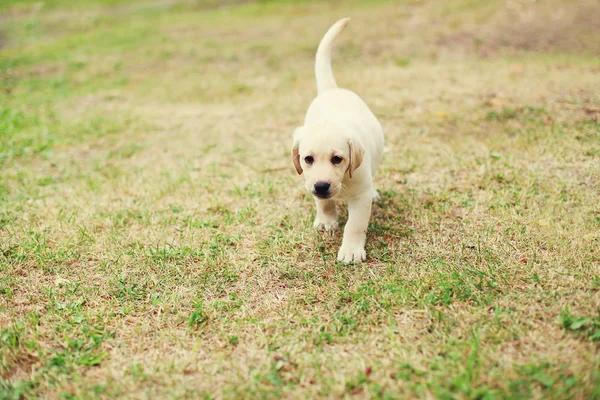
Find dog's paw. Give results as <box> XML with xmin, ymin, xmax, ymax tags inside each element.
<box><xmin>337</xmin><ymin>245</ymin><xmax>366</xmax><ymax>264</ymax></box>
<box><xmin>313</xmin><ymin>218</ymin><xmax>339</xmax><ymax>232</ymax></box>
<box><xmin>372</xmin><ymin>190</ymin><xmax>381</xmax><ymax>203</ymax></box>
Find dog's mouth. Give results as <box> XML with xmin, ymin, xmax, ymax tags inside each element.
<box><xmin>312</xmin><ymin>190</ymin><xmax>337</xmax><ymax>200</ymax></box>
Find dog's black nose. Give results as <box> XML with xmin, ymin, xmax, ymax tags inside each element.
<box><xmin>314</xmin><ymin>182</ymin><xmax>331</xmax><ymax>196</ymax></box>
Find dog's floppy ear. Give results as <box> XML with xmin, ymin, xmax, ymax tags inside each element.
<box><xmin>347</xmin><ymin>138</ymin><xmax>364</xmax><ymax>178</ymax></box>
<box><xmin>291</xmin><ymin>142</ymin><xmax>302</xmax><ymax>175</ymax></box>
<box><xmin>291</xmin><ymin>127</ymin><xmax>303</xmax><ymax>175</ymax></box>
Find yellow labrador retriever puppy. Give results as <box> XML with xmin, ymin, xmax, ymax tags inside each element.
<box><xmin>292</xmin><ymin>18</ymin><xmax>384</xmax><ymax>264</ymax></box>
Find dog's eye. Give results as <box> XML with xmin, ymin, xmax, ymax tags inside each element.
<box><xmin>304</xmin><ymin>156</ymin><xmax>314</xmax><ymax>165</ymax></box>
<box><xmin>331</xmin><ymin>156</ymin><xmax>343</xmax><ymax>165</ymax></box>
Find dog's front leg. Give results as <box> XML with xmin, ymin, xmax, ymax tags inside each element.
<box><xmin>337</xmin><ymin>195</ymin><xmax>372</xmax><ymax>264</ymax></box>
<box><xmin>313</xmin><ymin>198</ymin><xmax>338</xmax><ymax>231</ymax></box>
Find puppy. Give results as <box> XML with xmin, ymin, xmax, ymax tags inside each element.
<box><xmin>292</xmin><ymin>18</ymin><xmax>384</xmax><ymax>264</ymax></box>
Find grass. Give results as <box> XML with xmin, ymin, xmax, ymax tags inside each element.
<box><xmin>1</xmin><ymin>0</ymin><xmax>599</xmax><ymax>398</ymax></box>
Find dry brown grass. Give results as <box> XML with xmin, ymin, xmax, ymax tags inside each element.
<box><xmin>441</xmin><ymin>0</ymin><xmax>600</xmax><ymax>56</ymax></box>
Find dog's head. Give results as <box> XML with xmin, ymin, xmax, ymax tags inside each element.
<box><xmin>291</xmin><ymin>122</ymin><xmax>364</xmax><ymax>199</ymax></box>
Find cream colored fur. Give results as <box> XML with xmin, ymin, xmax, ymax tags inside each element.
<box><xmin>291</xmin><ymin>18</ymin><xmax>384</xmax><ymax>264</ymax></box>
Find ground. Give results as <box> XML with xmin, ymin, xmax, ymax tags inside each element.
<box><xmin>1</xmin><ymin>0</ymin><xmax>599</xmax><ymax>398</ymax></box>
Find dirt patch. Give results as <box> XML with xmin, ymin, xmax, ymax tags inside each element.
<box><xmin>442</xmin><ymin>0</ymin><xmax>600</xmax><ymax>56</ymax></box>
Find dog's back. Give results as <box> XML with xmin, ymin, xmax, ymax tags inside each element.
<box><xmin>307</xmin><ymin>19</ymin><xmax>384</xmax><ymax>175</ymax></box>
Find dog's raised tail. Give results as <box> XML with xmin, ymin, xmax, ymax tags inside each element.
<box><xmin>315</xmin><ymin>17</ymin><xmax>350</xmax><ymax>95</ymax></box>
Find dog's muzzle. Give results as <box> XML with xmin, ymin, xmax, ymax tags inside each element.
<box><xmin>313</xmin><ymin>181</ymin><xmax>331</xmax><ymax>199</ymax></box>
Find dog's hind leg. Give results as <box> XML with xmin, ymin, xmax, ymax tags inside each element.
<box><xmin>372</xmin><ymin>190</ymin><xmax>381</xmax><ymax>203</ymax></box>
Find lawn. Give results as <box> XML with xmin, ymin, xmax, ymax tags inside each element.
<box><xmin>1</xmin><ymin>0</ymin><xmax>599</xmax><ymax>398</ymax></box>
